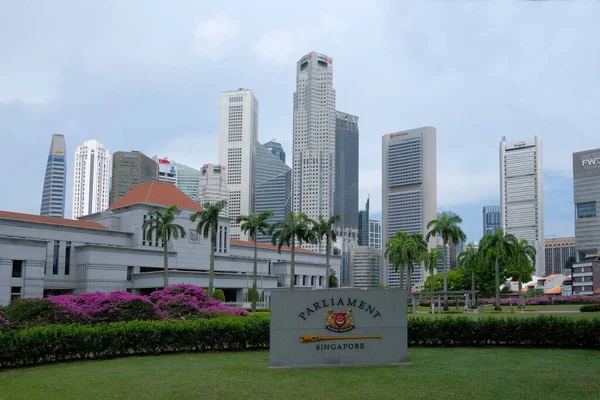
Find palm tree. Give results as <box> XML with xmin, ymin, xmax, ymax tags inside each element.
<box><xmin>426</xmin><ymin>214</ymin><xmax>467</xmax><ymax>311</ymax></box>
<box><xmin>480</xmin><ymin>229</ymin><xmax>518</xmax><ymax>311</ymax></box>
<box><xmin>385</xmin><ymin>231</ymin><xmax>420</xmax><ymax>290</ymax></box>
<box><xmin>190</xmin><ymin>200</ymin><xmax>227</xmax><ymax>297</ymax></box>
<box><xmin>511</xmin><ymin>239</ymin><xmax>536</xmax><ymax>308</ymax></box>
<box><xmin>420</xmin><ymin>247</ymin><xmax>445</xmax><ymax>313</ymax></box>
<box><xmin>311</xmin><ymin>215</ymin><xmax>341</xmax><ymax>289</ymax></box>
<box><xmin>142</xmin><ymin>205</ymin><xmax>186</xmax><ymax>288</ymax></box>
<box><xmin>236</xmin><ymin>211</ymin><xmax>274</xmax><ymax>312</ymax></box>
<box><xmin>270</xmin><ymin>211</ymin><xmax>314</xmax><ymax>289</ymax></box>
<box><xmin>564</xmin><ymin>256</ymin><xmax>576</xmax><ymax>271</ymax></box>
<box><xmin>458</xmin><ymin>243</ymin><xmax>481</xmax><ymax>307</ymax></box>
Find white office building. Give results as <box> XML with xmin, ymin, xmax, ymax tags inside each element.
<box><xmin>382</xmin><ymin>127</ymin><xmax>437</xmax><ymax>289</ymax></box>
<box><xmin>218</xmin><ymin>89</ymin><xmax>258</xmax><ymax>241</ymax></box>
<box><xmin>369</xmin><ymin>220</ymin><xmax>382</xmax><ymax>250</ymax></box>
<box><xmin>72</xmin><ymin>139</ymin><xmax>110</xmax><ymax>219</ymax></box>
<box><xmin>197</xmin><ymin>163</ymin><xmax>229</xmax><ymax>216</ymax></box>
<box><xmin>500</xmin><ymin>136</ymin><xmax>545</xmax><ymax>276</ymax></box>
<box><xmin>153</xmin><ymin>157</ymin><xmax>177</xmax><ymax>185</ymax></box>
<box><xmin>350</xmin><ymin>246</ymin><xmax>381</xmax><ymax>289</ymax></box>
<box><xmin>293</xmin><ymin>52</ymin><xmax>336</xmax><ymax>252</ymax></box>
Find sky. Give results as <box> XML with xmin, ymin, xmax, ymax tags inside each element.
<box><xmin>1</xmin><ymin>0</ymin><xmax>599</xmax><ymax>243</ymax></box>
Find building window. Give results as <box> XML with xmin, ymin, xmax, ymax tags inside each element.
<box><xmin>142</xmin><ymin>214</ymin><xmax>147</xmax><ymax>246</ymax></box>
<box><xmin>53</xmin><ymin>241</ymin><xmax>60</xmax><ymax>275</ymax></box>
<box><xmin>577</xmin><ymin>202</ymin><xmax>596</xmax><ymax>218</ymax></box>
<box><xmin>65</xmin><ymin>242</ymin><xmax>71</xmax><ymax>275</ymax></box>
<box><xmin>319</xmin><ymin>276</ymin><xmax>324</xmax><ymax>287</ymax></box>
<box><xmin>11</xmin><ymin>286</ymin><xmax>21</xmax><ymax>302</ymax></box>
<box><xmin>12</xmin><ymin>260</ymin><xmax>23</xmax><ymax>278</ymax></box>
<box><xmin>127</xmin><ymin>266</ymin><xmax>134</xmax><ymax>281</ymax></box>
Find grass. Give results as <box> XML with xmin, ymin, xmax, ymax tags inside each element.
<box><xmin>1</xmin><ymin>348</ymin><xmax>599</xmax><ymax>399</ymax></box>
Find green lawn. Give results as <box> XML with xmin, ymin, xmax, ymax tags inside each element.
<box><xmin>1</xmin><ymin>349</ymin><xmax>599</xmax><ymax>399</ymax></box>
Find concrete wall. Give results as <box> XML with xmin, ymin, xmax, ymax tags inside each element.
<box><xmin>0</xmin><ymin>237</ymin><xmax>47</xmax><ymax>305</ymax></box>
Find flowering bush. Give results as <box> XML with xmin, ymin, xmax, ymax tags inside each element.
<box><xmin>3</xmin><ymin>298</ymin><xmax>87</xmax><ymax>328</ymax></box>
<box><xmin>0</xmin><ymin>309</ymin><xmax>9</xmax><ymax>329</ymax></box>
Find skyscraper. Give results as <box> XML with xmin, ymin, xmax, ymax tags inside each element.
<box><xmin>334</xmin><ymin>111</ymin><xmax>359</xmax><ymax>229</ymax></box>
<box><xmin>255</xmin><ymin>142</ymin><xmax>291</xmax><ymax>243</ymax></box>
<box><xmin>293</xmin><ymin>52</ymin><xmax>336</xmax><ymax>252</ymax></box>
<box><xmin>218</xmin><ymin>89</ymin><xmax>258</xmax><ymax>241</ymax></box>
<box><xmin>197</xmin><ymin>163</ymin><xmax>229</xmax><ymax>215</ymax></box>
<box><xmin>174</xmin><ymin>162</ymin><xmax>201</xmax><ymax>200</ymax></box>
<box><xmin>544</xmin><ymin>237</ymin><xmax>576</xmax><ymax>276</ymax></box>
<box><xmin>500</xmin><ymin>136</ymin><xmax>545</xmax><ymax>276</ymax></box>
<box><xmin>263</xmin><ymin>140</ymin><xmax>286</xmax><ymax>163</ymax></box>
<box><xmin>153</xmin><ymin>157</ymin><xmax>177</xmax><ymax>184</ymax></box>
<box><xmin>358</xmin><ymin>197</ymin><xmax>370</xmax><ymax>246</ymax></box>
<box><xmin>72</xmin><ymin>139</ymin><xmax>110</xmax><ymax>219</ymax></box>
<box><xmin>350</xmin><ymin>246</ymin><xmax>381</xmax><ymax>289</ymax></box>
<box><xmin>382</xmin><ymin>127</ymin><xmax>437</xmax><ymax>288</ymax></box>
<box><xmin>369</xmin><ymin>220</ymin><xmax>382</xmax><ymax>251</ymax></box>
<box><xmin>40</xmin><ymin>134</ymin><xmax>67</xmax><ymax>218</ymax></box>
<box><xmin>110</xmin><ymin>151</ymin><xmax>156</xmax><ymax>205</ymax></box>
<box><xmin>482</xmin><ymin>205</ymin><xmax>501</xmax><ymax>236</ymax></box>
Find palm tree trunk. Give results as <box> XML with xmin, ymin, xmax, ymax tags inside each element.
<box><xmin>518</xmin><ymin>272</ymin><xmax>524</xmax><ymax>308</ymax></box>
<box><xmin>494</xmin><ymin>256</ymin><xmax>501</xmax><ymax>311</ymax></box>
<box><xmin>209</xmin><ymin>232</ymin><xmax>216</xmax><ymax>296</ymax></box>
<box><xmin>252</xmin><ymin>237</ymin><xmax>258</xmax><ymax>313</ymax></box>
<box><xmin>471</xmin><ymin>268</ymin><xmax>476</xmax><ymax>309</ymax></box>
<box><xmin>163</xmin><ymin>238</ymin><xmax>169</xmax><ymax>288</ymax></box>
<box><xmin>325</xmin><ymin>236</ymin><xmax>330</xmax><ymax>289</ymax></box>
<box><xmin>290</xmin><ymin>235</ymin><xmax>296</xmax><ymax>289</ymax></box>
<box><xmin>399</xmin><ymin>264</ymin><xmax>404</xmax><ymax>290</ymax></box>
<box><xmin>443</xmin><ymin>239</ymin><xmax>449</xmax><ymax>311</ymax></box>
<box><xmin>430</xmin><ymin>265</ymin><xmax>435</xmax><ymax>314</ymax></box>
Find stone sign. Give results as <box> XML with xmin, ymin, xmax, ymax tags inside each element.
<box><xmin>269</xmin><ymin>288</ymin><xmax>408</xmax><ymax>368</ymax></box>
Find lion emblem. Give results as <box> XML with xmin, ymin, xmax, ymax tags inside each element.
<box><xmin>325</xmin><ymin>309</ymin><xmax>355</xmax><ymax>333</ymax></box>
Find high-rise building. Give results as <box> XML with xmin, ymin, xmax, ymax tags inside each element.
<box><xmin>263</xmin><ymin>139</ymin><xmax>286</xmax><ymax>163</ymax></box>
<box><xmin>482</xmin><ymin>205</ymin><xmax>501</xmax><ymax>236</ymax></box>
<box><xmin>293</xmin><ymin>52</ymin><xmax>336</xmax><ymax>252</ymax></box>
<box><xmin>334</xmin><ymin>111</ymin><xmax>359</xmax><ymax>229</ymax></box>
<box><xmin>500</xmin><ymin>136</ymin><xmax>545</xmax><ymax>276</ymax></box>
<box><xmin>72</xmin><ymin>139</ymin><xmax>110</xmax><ymax>219</ymax></box>
<box><xmin>197</xmin><ymin>163</ymin><xmax>229</xmax><ymax>215</ymax></box>
<box><xmin>218</xmin><ymin>89</ymin><xmax>258</xmax><ymax>241</ymax></box>
<box><xmin>350</xmin><ymin>246</ymin><xmax>381</xmax><ymax>289</ymax></box>
<box><xmin>382</xmin><ymin>127</ymin><xmax>437</xmax><ymax>289</ymax></box>
<box><xmin>110</xmin><ymin>151</ymin><xmax>156</xmax><ymax>205</ymax></box>
<box><xmin>174</xmin><ymin>162</ymin><xmax>201</xmax><ymax>200</ymax></box>
<box><xmin>369</xmin><ymin>220</ymin><xmax>382</xmax><ymax>251</ymax></box>
<box><xmin>334</xmin><ymin>227</ymin><xmax>358</xmax><ymax>287</ymax></box>
<box><xmin>40</xmin><ymin>134</ymin><xmax>67</xmax><ymax>218</ymax></box>
<box><xmin>571</xmin><ymin>148</ymin><xmax>600</xmax><ymax>295</ymax></box>
<box><xmin>153</xmin><ymin>157</ymin><xmax>177</xmax><ymax>184</ymax></box>
<box><xmin>255</xmin><ymin>142</ymin><xmax>291</xmax><ymax>243</ymax></box>
<box><xmin>358</xmin><ymin>197</ymin><xmax>370</xmax><ymax>246</ymax></box>
<box><xmin>436</xmin><ymin>237</ymin><xmax>451</xmax><ymax>274</ymax></box>
<box><xmin>545</xmin><ymin>237</ymin><xmax>576</xmax><ymax>276</ymax></box>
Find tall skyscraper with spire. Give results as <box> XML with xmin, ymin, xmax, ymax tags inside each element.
<box><xmin>293</xmin><ymin>52</ymin><xmax>336</xmax><ymax>252</ymax></box>
<box><xmin>72</xmin><ymin>139</ymin><xmax>110</xmax><ymax>219</ymax></box>
<box><xmin>40</xmin><ymin>134</ymin><xmax>67</xmax><ymax>218</ymax></box>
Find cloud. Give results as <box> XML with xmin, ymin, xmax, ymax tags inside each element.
<box><xmin>153</xmin><ymin>133</ymin><xmax>219</xmax><ymax>170</ymax></box>
<box><xmin>252</xmin><ymin>30</ymin><xmax>297</xmax><ymax>63</ymax></box>
<box><xmin>193</xmin><ymin>14</ymin><xmax>240</xmax><ymax>60</ymax></box>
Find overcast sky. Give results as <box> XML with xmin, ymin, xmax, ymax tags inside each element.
<box><xmin>1</xmin><ymin>0</ymin><xmax>599</xmax><ymax>242</ymax></box>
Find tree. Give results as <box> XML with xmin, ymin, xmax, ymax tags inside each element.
<box><xmin>190</xmin><ymin>200</ymin><xmax>227</xmax><ymax>297</ymax></box>
<box><xmin>385</xmin><ymin>231</ymin><xmax>417</xmax><ymax>289</ymax></box>
<box><xmin>458</xmin><ymin>243</ymin><xmax>482</xmax><ymax>307</ymax></box>
<box><xmin>329</xmin><ymin>270</ymin><xmax>339</xmax><ymax>288</ymax></box>
<box><xmin>506</xmin><ymin>239</ymin><xmax>536</xmax><ymax>307</ymax></box>
<box><xmin>426</xmin><ymin>214</ymin><xmax>467</xmax><ymax>311</ymax></box>
<box><xmin>236</xmin><ymin>211</ymin><xmax>273</xmax><ymax>312</ymax></box>
<box><xmin>269</xmin><ymin>211</ymin><xmax>314</xmax><ymax>289</ymax></box>
<box><xmin>142</xmin><ymin>205</ymin><xmax>186</xmax><ymax>288</ymax></box>
<box><xmin>420</xmin><ymin>247</ymin><xmax>445</xmax><ymax>312</ymax></box>
<box><xmin>480</xmin><ymin>229</ymin><xmax>518</xmax><ymax>311</ymax></box>
<box><xmin>311</xmin><ymin>215</ymin><xmax>341</xmax><ymax>289</ymax></box>
<box><xmin>564</xmin><ymin>256</ymin><xmax>576</xmax><ymax>270</ymax></box>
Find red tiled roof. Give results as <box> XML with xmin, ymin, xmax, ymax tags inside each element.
<box><xmin>545</xmin><ymin>285</ymin><xmax>562</xmax><ymax>295</ymax></box>
<box><xmin>548</xmin><ymin>274</ymin><xmax>560</xmax><ymax>279</ymax></box>
<box><xmin>109</xmin><ymin>180</ymin><xmax>202</xmax><ymax>212</ymax></box>
<box><xmin>0</xmin><ymin>210</ymin><xmax>108</xmax><ymax>230</ymax></box>
<box><xmin>595</xmin><ymin>288</ymin><xmax>600</xmax><ymax>294</ymax></box>
<box><xmin>230</xmin><ymin>239</ymin><xmax>317</xmax><ymax>254</ymax></box>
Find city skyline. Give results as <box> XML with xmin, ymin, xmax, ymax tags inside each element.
<box><xmin>40</xmin><ymin>134</ymin><xmax>67</xmax><ymax>218</ymax></box>
<box><xmin>72</xmin><ymin>139</ymin><xmax>110</xmax><ymax>219</ymax></box>
<box><xmin>2</xmin><ymin>1</ymin><xmax>598</xmax><ymax>244</ymax></box>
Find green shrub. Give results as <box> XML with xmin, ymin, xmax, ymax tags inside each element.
<box><xmin>247</xmin><ymin>288</ymin><xmax>261</xmax><ymax>302</ymax></box>
<box><xmin>212</xmin><ymin>289</ymin><xmax>225</xmax><ymax>302</ymax></box>
<box><xmin>3</xmin><ymin>299</ymin><xmax>87</xmax><ymax>328</ymax></box>
<box><xmin>581</xmin><ymin>304</ymin><xmax>600</xmax><ymax>312</ymax></box>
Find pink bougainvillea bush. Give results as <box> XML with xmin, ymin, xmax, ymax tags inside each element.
<box><xmin>0</xmin><ymin>310</ymin><xmax>9</xmax><ymax>329</ymax></box>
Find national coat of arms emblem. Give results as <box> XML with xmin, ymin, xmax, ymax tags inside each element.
<box><xmin>325</xmin><ymin>309</ymin><xmax>355</xmax><ymax>333</ymax></box>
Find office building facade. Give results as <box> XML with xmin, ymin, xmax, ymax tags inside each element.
<box><xmin>263</xmin><ymin>140</ymin><xmax>286</xmax><ymax>163</ymax></box>
<box><xmin>369</xmin><ymin>220</ymin><xmax>382</xmax><ymax>251</ymax></box>
<box><xmin>40</xmin><ymin>134</ymin><xmax>67</xmax><ymax>218</ymax></box>
<box><xmin>110</xmin><ymin>151</ymin><xmax>156</xmax><ymax>205</ymax></box>
<box><xmin>293</xmin><ymin>52</ymin><xmax>336</xmax><ymax>252</ymax></box>
<box><xmin>153</xmin><ymin>157</ymin><xmax>177</xmax><ymax>184</ymax></box>
<box><xmin>197</xmin><ymin>164</ymin><xmax>229</xmax><ymax>214</ymax></box>
<box><xmin>174</xmin><ymin>162</ymin><xmax>201</xmax><ymax>200</ymax></box>
<box><xmin>255</xmin><ymin>143</ymin><xmax>291</xmax><ymax>243</ymax></box>
<box><xmin>483</xmin><ymin>205</ymin><xmax>501</xmax><ymax>236</ymax></box>
<box><xmin>334</xmin><ymin>111</ymin><xmax>359</xmax><ymax>229</ymax></box>
<box><xmin>500</xmin><ymin>136</ymin><xmax>545</xmax><ymax>276</ymax></box>
<box><xmin>333</xmin><ymin>227</ymin><xmax>358</xmax><ymax>287</ymax></box>
<box><xmin>350</xmin><ymin>246</ymin><xmax>381</xmax><ymax>289</ymax></box>
<box><xmin>382</xmin><ymin>127</ymin><xmax>437</xmax><ymax>288</ymax></box>
<box><xmin>218</xmin><ymin>89</ymin><xmax>258</xmax><ymax>241</ymax></box>
<box><xmin>358</xmin><ymin>197</ymin><xmax>369</xmax><ymax>246</ymax></box>
<box><xmin>544</xmin><ymin>237</ymin><xmax>576</xmax><ymax>276</ymax></box>
<box><xmin>72</xmin><ymin>139</ymin><xmax>110</xmax><ymax>219</ymax></box>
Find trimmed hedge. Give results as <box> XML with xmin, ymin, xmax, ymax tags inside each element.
<box><xmin>581</xmin><ymin>304</ymin><xmax>600</xmax><ymax>313</ymax></box>
<box><xmin>1</xmin><ymin>315</ymin><xmax>600</xmax><ymax>368</ymax></box>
